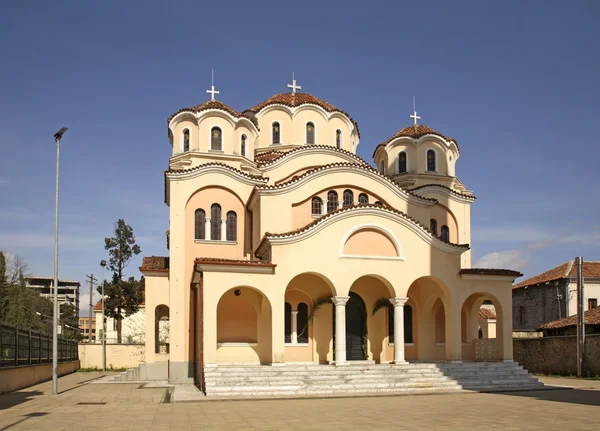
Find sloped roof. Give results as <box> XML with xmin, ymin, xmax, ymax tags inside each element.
<box><xmin>513</xmin><ymin>260</ymin><xmax>600</xmax><ymax>289</ymax></box>
<box><xmin>246</xmin><ymin>92</ymin><xmax>360</xmax><ymax>136</ymax></box>
<box><xmin>479</xmin><ymin>308</ymin><xmax>497</xmax><ymax>320</ymax></box>
<box><xmin>168</xmin><ymin>99</ymin><xmax>258</xmax><ymax>126</ymax></box>
<box><xmin>140</xmin><ymin>256</ymin><xmax>169</xmax><ymax>272</ymax></box>
<box><xmin>541</xmin><ymin>306</ymin><xmax>600</xmax><ymax>329</ymax></box>
<box><xmin>373</xmin><ymin>124</ymin><xmax>459</xmax><ymax>157</ymax></box>
<box><xmin>460</xmin><ymin>268</ymin><xmax>523</xmax><ymax>277</ymax></box>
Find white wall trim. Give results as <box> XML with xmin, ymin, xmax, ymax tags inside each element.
<box><xmin>284</xmin><ymin>343</ymin><xmax>309</xmax><ymax>347</ymax></box>
<box><xmin>338</xmin><ymin>223</ymin><xmax>404</xmax><ymax>259</ymax></box>
<box><xmin>217</xmin><ymin>342</ymin><xmax>258</xmax><ymax>347</ymax></box>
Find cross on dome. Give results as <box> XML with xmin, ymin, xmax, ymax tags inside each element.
<box><xmin>206</xmin><ymin>69</ymin><xmax>220</xmax><ymax>100</ymax></box>
<box><xmin>287</xmin><ymin>72</ymin><xmax>302</xmax><ymax>94</ymax></box>
<box><xmin>410</xmin><ymin>96</ymin><xmax>421</xmax><ymax>126</ymax></box>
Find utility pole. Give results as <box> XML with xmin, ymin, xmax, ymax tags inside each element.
<box><xmin>576</xmin><ymin>257</ymin><xmax>585</xmax><ymax>377</ymax></box>
<box><xmin>85</xmin><ymin>274</ymin><xmax>97</xmax><ymax>344</ymax></box>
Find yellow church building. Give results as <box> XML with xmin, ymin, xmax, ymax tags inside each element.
<box><xmin>138</xmin><ymin>77</ymin><xmax>539</xmax><ymax>395</ymax></box>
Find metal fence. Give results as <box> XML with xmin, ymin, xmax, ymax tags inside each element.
<box><xmin>0</xmin><ymin>322</ymin><xmax>78</xmax><ymax>368</ymax></box>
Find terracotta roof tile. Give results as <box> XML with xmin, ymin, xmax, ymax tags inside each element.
<box><xmin>565</xmin><ymin>261</ymin><xmax>600</xmax><ymax>278</ymax></box>
<box><xmin>93</xmin><ymin>300</ymin><xmax>102</xmax><ymax>311</ymax></box>
<box><xmin>262</xmin><ymin>204</ymin><xmax>469</xmax><ymax>249</ymax></box>
<box><xmin>140</xmin><ymin>256</ymin><xmax>169</xmax><ymax>272</ymax></box>
<box><xmin>255</xmin><ymin>162</ymin><xmax>437</xmax><ymax>204</ymax></box>
<box><xmin>256</xmin><ymin>145</ymin><xmax>370</xmax><ymax>168</ymax></box>
<box><xmin>479</xmin><ymin>308</ymin><xmax>497</xmax><ymax>319</ymax></box>
<box><xmin>373</xmin><ymin>124</ymin><xmax>459</xmax><ymax>158</ymax></box>
<box><xmin>246</xmin><ymin>93</ymin><xmax>360</xmax><ymax>137</ymax></box>
<box><xmin>460</xmin><ymin>268</ymin><xmax>523</xmax><ymax>277</ymax></box>
<box><xmin>513</xmin><ymin>260</ymin><xmax>600</xmax><ymax>289</ymax></box>
<box><xmin>410</xmin><ymin>184</ymin><xmax>477</xmax><ymax>201</ymax></box>
<box><xmin>540</xmin><ymin>306</ymin><xmax>600</xmax><ymax>330</ymax></box>
<box><xmin>194</xmin><ymin>258</ymin><xmax>276</xmax><ymax>267</ymax></box>
<box><xmin>168</xmin><ymin>100</ymin><xmax>258</xmax><ymax>127</ymax></box>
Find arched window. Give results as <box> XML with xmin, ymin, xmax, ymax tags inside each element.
<box><xmin>183</xmin><ymin>129</ymin><xmax>190</xmax><ymax>152</ymax></box>
<box><xmin>284</xmin><ymin>302</ymin><xmax>292</xmax><ymax>343</ymax></box>
<box><xmin>210</xmin><ymin>204</ymin><xmax>221</xmax><ymax>240</ymax></box>
<box><xmin>427</xmin><ymin>149</ymin><xmax>436</xmax><ymax>172</ymax></box>
<box><xmin>389</xmin><ymin>304</ymin><xmax>413</xmax><ymax>344</ymax></box>
<box><xmin>374</xmin><ymin>201</ymin><xmax>383</xmax><ymax>207</ymax></box>
<box><xmin>327</xmin><ymin>191</ymin><xmax>338</xmax><ymax>213</ymax></box>
<box><xmin>358</xmin><ymin>193</ymin><xmax>368</xmax><ymax>205</ymax></box>
<box><xmin>226</xmin><ymin>211</ymin><xmax>237</xmax><ymax>241</ymax></box>
<box><xmin>380</xmin><ymin>161</ymin><xmax>385</xmax><ymax>174</ymax></box>
<box><xmin>306</xmin><ymin>122</ymin><xmax>315</xmax><ymax>144</ymax></box>
<box><xmin>154</xmin><ymin>305</ymin><xmax>170</xmax><ymax>354</ymax></box>
<box><xmin>272</xmin><ymin>122</ymin><xmax>280</xmax><ymax>145</ymax></box>
<box><xmin>297</xmin><ymin>303</ymin><xmax>309</xmax><ymax>343</ymax></box>
<box><xmin>343</xmin><ymin>190</ymin><xmax>354</xmax><ymax>208</ymax></box>
<box><xmin>398</xmin><ymin>151</ymin><xmax>407</xmax><ymax>173</ymax></box>
<box><xmin>241</xmin><ymin>134</ymin><xmax>246</xmax><ymax>157</ymax></box>
<box><xmin>311</xmin><ymin>197</ymin><xmax>323</xmax><ymax>216</ymax></box>
<box><xmin>194</xmin><ymin>209</ymin><xmax>205</xmax><ymax>240</ymax></box>
<box><xmin>211</xmin><ymin>127</ymin><xmax>222</xmax><ymax>151</ymax></box>
<box><xmin>336</xmin><ymin>129</ymin><xmax>342</xmax><ymax>149</ymax></box>
<box><xmin>430</xmin><ymin>219</ymin><xmax>438</xmax><ymax>236</ymax></box>
<box><xmin>440</xmin><ymin>225</ymin><xmax>449</xmax><ymax>242</ymax></box>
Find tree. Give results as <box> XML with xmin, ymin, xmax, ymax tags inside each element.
<box><xmin>0</xmin><ymin>252</ymin><xmax>7</xmax><ymax>321</ymax></box>
<box><xmin>102</xmin><ymin>219</ymin><xmax>142</xmax><ymax>343</ymax></box>
<box><xmin>4</xmin><ymin>273</ymin><xmax>44</xmax><ymax>330</ymax></box>
<box><xmin>60</xmin><ymin>303</ymin><xmax>81</xmax><ymax>340</ymax></box>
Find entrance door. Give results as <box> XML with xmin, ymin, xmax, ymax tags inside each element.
<box><xmin>346</xmin><ymin>293</ymin><xmax>366</xmax><ymax>360</ymax></box>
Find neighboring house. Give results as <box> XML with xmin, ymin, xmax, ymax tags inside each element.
<box><xmin>512</xmin><ymin>260</ymin><xmax>600</xmax><ymax>331</ymax></box>
<box><xmin>78</xmin><ymin>316</ymin><xmax>96</xmax><ymax>343</ymax></box>
<box><xmin>139</xmin><ymin>78</ymin><xmax>522</xmax><ymax>385</ymax></box>
<box><xmin>25</xmin><ymin>276</ymin><xmax>80</xmax><ymax>312</ymax></box>
<box><xmin>540</xmin><ymin>306</ymin><xmax>600</xmax><ymax>336</ymax></box>
<box><xmin>93</xmin><ymin>300</ymin><xmax>145</xmax><ymax>344</ymax></box>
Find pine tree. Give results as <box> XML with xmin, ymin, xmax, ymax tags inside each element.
<box><xmin>5</xmin><ymin>273</ymin><xmax>44</xmax><ymax>330</ymax></box>
<box><xmin>0</xmin><ymin>252</ymin><xmax>7</xmax><ymax>321</ymax></box>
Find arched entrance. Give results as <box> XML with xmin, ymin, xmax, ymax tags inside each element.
<box><xmin>345</xmin><ymin>292</ymin><xmax>367</xmax><ymax>360</ymax></box>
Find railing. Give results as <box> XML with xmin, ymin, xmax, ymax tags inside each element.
<box><xmin>0</xmin><ymin>322</ymin><xmax>79</xmax><ymax>368</ymax></box>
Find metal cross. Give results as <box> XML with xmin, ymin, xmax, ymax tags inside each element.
<box><xmin>287</xmin><ymin>72</ymin><xmax>301</xmax><ymax>93</ymax></box>
<box><xmin>206</xmin><ymin>69</ymin><xmax>220</xmax><ymax>100</ymax></box>
<box><xmin>410</xmin><ymin>96</ymin><xmax>421</xmax><ymax>125</ymax></box>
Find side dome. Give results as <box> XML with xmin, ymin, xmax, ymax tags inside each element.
<box><xmin>168</xmin><ymin>99</ymin><xmax>258</xmax><ymax>127</ymax></box>
<box><xmin>373</xmin><ymin>124</ymin><xmax>458</xmax><ymax>158</ymax></box>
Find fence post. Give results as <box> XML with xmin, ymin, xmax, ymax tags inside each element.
<box><xmin>28</xmin><ymin>330</ymin><xmax>32</xmax><ymax>365</ymax></box>
<box><xmin>14</xmin><ymin>327</ymin><xmax>19</xmax><ymax>367</ymax></box>
<box><xmin>39</xmin><ymin>332</ymin><xmax>42</xmax><ymax>364</ymax></box>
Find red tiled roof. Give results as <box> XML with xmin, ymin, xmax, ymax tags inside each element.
<box><xmin>373</xmin><ymin>124</ymin><xmax>459</xmax><ymax>158</ymax></box>
<box><xmin>460</xmin><ymin>268</ymin><xmax>523</xmax><ymax>277</ymax></box>
<box><xmin>512</xmin><ymin>260</ymin><xmax>600</xmax><ymax>289</ymax></box>
<box><xmin>262</xmin><ymin>204</ymin><xmax>470</xmax><ymax>249</ymax></box>
<box><xmin>168</xmin><ymin>100</ymin><xmax>258</xmax><ymax>127</ymax></box>
<box><xmin>541</xmin><ymin>306</ymin><xmax>600</xmax><ymax>330</ymax></box>
<box><xmin>140</xmin><ymin>256</ymin><xmax>169</xmax><ymax>272</ymax></box>
<box><xmin>479</xmin><ymin>308</ymin><xmax>496</xmax><ymax>320</ymax></box>
<box><xmin>93</xmin><ymin>300</ymin><xmax>102</xmax><ymax>311</ymax></box>
<box><xmin>246</xmin><ymin>93</ymin><xmax>360</xmax><ymax>137</ymax></box>
<box><xmin>194</xmin><ymin>258</ymin><xmax>276</xmax><ymax>267</ymax></box>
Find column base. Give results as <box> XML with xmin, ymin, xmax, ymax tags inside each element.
<box><xmin>332</xmin><ymin>361</ymin><xmax>349</xmax><ymax>366</ymax></box>
<box><xmin>269</xmin><ymin>362</ymin><xmax>286</xmax><ymax>367</ymax></box>
<box><xmin>502</xmin><ymin>359</ymin><xmax>514</xmax><ymax>363</ymax></box>
<box><xmin>391</xmin><ymin>360</ymin><xmax>408</xmax><ymax>365</ymax></box>
<box><xmin>449</xmin><ymin>360</ymin><xmax>463</xmax><ymax>363</ymax></box>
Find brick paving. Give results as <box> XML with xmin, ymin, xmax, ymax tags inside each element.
<box><xmin>1</xmin><ymin>372</ymin><xmax>599</xmax><ymax>430</ymax></box>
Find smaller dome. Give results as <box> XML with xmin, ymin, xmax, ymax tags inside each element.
<box><xmin>168</xmin><ymin>99</ymin><xmax>258</xmax><ymax>127</ymax></box>
<box><xmin>373</xmin><ymin>124</ymin><xmax>458</xmax><ymax>157</ymax></box>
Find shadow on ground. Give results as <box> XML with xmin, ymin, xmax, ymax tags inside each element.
<box><xmin>0</xmin><ymin>390</ymin><xmax>44</xmax><ymax>410</ymax></box>
<box><xmin>493</xmin><ymin>387</ymin><xmax>600</xmax><ymax>407</ymax></box>
<box><xmin>0</xmin><ymin>411</ymin><xmax>48</xmax><ymax>431</ymax></box>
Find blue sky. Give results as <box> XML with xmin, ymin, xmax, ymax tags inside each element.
<box><xmin>1</xmin><ymin>1</ymin><xmax>599</xmax><ymax>315</ymax></box>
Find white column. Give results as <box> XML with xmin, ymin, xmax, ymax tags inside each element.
<box><xmin>220</xmin><ymin>219</ymin><xmax>226</xmax><ymax>241</ymax></box>
<box><xmin>291</xmin><ymin>311</ymin><xmax>298</xmax><ymax>344</ymax></box>
<box><xmin>390</xmin><ymin>297</ymin><xmax>408</xmax><ymax>364</ymax></box>
<box><xmin>332</xmin><ymin>296</ymin><xmax>350</xmax><ymax>364</ymax></box>
<box><xmin>204</xmin><ymin>218</ymin><xmax>210</xmax><ymax>240</ymax></box>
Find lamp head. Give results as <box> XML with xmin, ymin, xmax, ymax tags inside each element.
<box><xmin>53</xmin><ymin>127</ymin><xmax>68</xmax><ymax>141</ymax></box>
<box><xmin>100</xmin><ymin>260</ymin><xmax>107</xmax><ymax>268</ymax></box>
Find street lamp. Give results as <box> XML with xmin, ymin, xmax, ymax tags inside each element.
<box><xmin>100</xmin><ymin>259</ymin><xmax>107</xmax><ymax>371</ymax></box>
<box><xmin>52</xmin><ymin>127</ymin><xmax>67</xmax><ymax>396</ymax></box>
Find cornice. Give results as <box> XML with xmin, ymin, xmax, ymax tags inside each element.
<box><xmin>257</xmin><ymin>145</ymin><xmax>369</xmax><ymax>170</ymax></box>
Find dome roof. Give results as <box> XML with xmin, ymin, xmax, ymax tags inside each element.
<box><xmin>168</xmin><ymin>99</ymin><xmax>258</xmax><ymax>127</ymax></box>
<box><xmin>246</xmin><ymin>92</ymin><xmax>360</xmax><ymax>137</ymax></box>
<box><xmin>373</xmin><ymin>124</ymin><xmax>458</xmax><ymax>157</ymax></box>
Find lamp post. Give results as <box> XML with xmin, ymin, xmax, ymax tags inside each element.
<box><xmin>52</xmin><ymin>127</ymin><xmax>67</xmax><ymax>396</ymax></box>
<box><xmin>100</xmin><ymin>259</ymin><xmax>107</xmax><ymax>371</ymax></box>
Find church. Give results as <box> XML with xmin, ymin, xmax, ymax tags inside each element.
<box><xmin>139</xmin><ymin>76</ymin><xmax>524</xmax><ymax>391</ymax></box>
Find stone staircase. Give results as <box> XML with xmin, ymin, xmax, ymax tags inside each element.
<box><xmin>203</xmin><ymin>361</ymin><xmax>543</xmax><ymax>397</ymax></box>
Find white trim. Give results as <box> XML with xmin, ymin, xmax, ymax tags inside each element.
<box><xmin>284</xmin><ymin>343</ymin><xmax>309</xmax><ymax>347</ymax></box>
<box><xmin>208</xmin><ymin>125</ymin><xmax>223</xmax><ymax>151</ymax></box>
<box><xmin>305</xmin><ymin>121</ymin><xmax>316</xmax><ymax>145</ymax></box>
<box><xmin>259</xmin><ymin>146</ymin><xmax>367</xmax><ymax>172</ymax></box>
<box><xmin>426</xmin><ymin>148</ymin><xmax>437</xmax><ymax>172</ymax></box>
<box><xmin>341</xmin><ymin>255</ymin><xmax>403</xmax><ymax>261</ymax></box>
<box><xmin>339</xmin><ymin>223</ymin><xmax>404</xmax><ymax>259</ymax></box>
<box><xmin>217</xmin><ymin>342</ymin><xmax>257</xmax><ymax>347</ymax></box>
<box><xmin>195</xmin><ymin>263</ymin><xmax>275</xmax><ymax>274</ymax></box>
<box><xmin>388</xmin><ymin>343</ymin><xmax>415</xmax><ymax>346</ymax></box>
<box><xmin>271</xmin><ymin>121</ymin><xmax>281</xmax><ymax>145</ymax></box>
<box><xmin>194</xmin><ymin>239</ymin><xmax>237</xmax><ymax>245</ymax></box>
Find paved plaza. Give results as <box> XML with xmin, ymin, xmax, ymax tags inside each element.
<box><xmin>0</xmin><ymin>372</ymin><xmax>599</xmax><ymax>431</ymax></box>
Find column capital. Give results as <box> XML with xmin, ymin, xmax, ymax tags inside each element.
<box><xmin>291</xmin><ymin>310</ymin><xmax>298</xmax><ymax>316</ymax></box>
<box><xmin>331</xmin><ymin>296</ymin><xmax>350</xmax><ymax>306</ymax></box>
<box><xmin>390</xmin><ymin>297</ymin><xmax>409</xmax><ymax>307</ymax></box>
